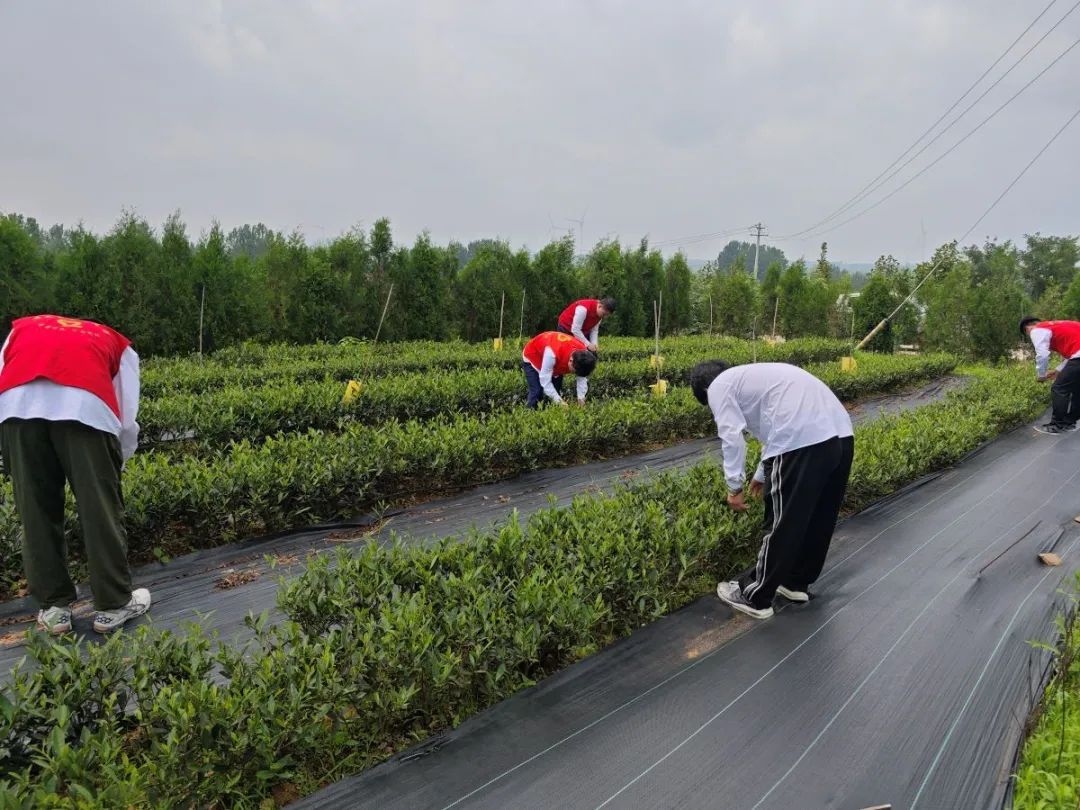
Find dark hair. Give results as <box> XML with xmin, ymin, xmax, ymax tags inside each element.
<box><xmin>599</xmin><ymin>296</ymin><xmax>617</xmax><ymax>313</ymax></box>
<box><xmin>689</xmin><ymin>360</ymin><xmax>731</xmax><ymax>406</ymax></box>
<box><xmin>571</xmin><ymin>349</ymin><xmax>598</xmax><ymax>376</ymax></box>
<box><xmin>1019</xmin><ymin>316</ymin><xmax>1040</xmax><ymax>336</ymax></box>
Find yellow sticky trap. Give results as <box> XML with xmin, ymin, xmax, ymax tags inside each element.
<box><xmin>492</xmin><ymin>338</ymin><xmax>504</xmax><ymax>351</ymax></box>
<box><xmin>342</xmin><ymin>380</ymin><xmax>362</xmax><ymax>405</ymax></box>
<box><xmin>649</xmin><ymin>354</ymin><xmax>665</xmax><ymax>370</ymax></box>
<box><xmin>841</xmin><ymin>356</ymin><xmax>857</xmax><ymax>372</ymax></box>
<box><xmin>650</xmin><ymin>379</ymin><xmax>669</xmax><ymax>398</ymax></box>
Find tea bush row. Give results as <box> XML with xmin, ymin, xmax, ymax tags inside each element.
<box><xmin>0</xmin><ymin>366</ymin><xmax>1049</xmax><ymax>808</ymax></box>
<box><xmin>139</xmin><ymin>351</ymin><xmax>956</xmax><ymax>449</ymax></box>
<box><xmin>0</xmin><ymin>354</ymin><xmax>955</xmax><ymax>593</ymax></box>
<box><xmin>141</xmin><ymin>337</ymin><xmax>852</xmax><ymax>399</ymax></box>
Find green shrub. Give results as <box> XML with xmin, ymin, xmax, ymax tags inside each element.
<box><xmin>1013</xmin><ymin>574</ymin><xmax>1080</xmax><ymax>809</ymax></box>
<box><xmin>0</xmin><ymin>365</ymin><xmax>1047</xmax><ymax>808</ymax></box>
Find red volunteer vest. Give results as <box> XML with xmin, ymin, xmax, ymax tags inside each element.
<box><xmin>0</xmin><ymin>315</ymin><xmax>131</xmax><ymax>418</ymax></box>
<box><xmin>1037</xmin><ymin>320</ymin><xmax>1080</xmax><ymax>360</ymax></box>
<box><xmin>523</xmin><ymin>332</ymin><xmax>587</xmax><ymax>375</ymax></box>
<box><xmin>558</xmin><ymin>299</ymin><xmax>602</xmax><ymax>334</ymax></box>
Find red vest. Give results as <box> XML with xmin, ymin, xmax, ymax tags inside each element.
<box><xmin>523</xmin><ymin>331</ymin><xmax>587</xmax><ymax>375</ymax></box>
<box><xmin>0</xmin><ymin>315</ymin><xmax>131</xmax><ymax>418</ymax></box>
<box><xmin>558</xmin><ymin>299</ymin><xmax>602</xmax><ymax>334</ymax></box>
<box><xmin>1037</xmin><ymin>320</ymin><xmax>1080</xmax><ymax>360</ymax></box>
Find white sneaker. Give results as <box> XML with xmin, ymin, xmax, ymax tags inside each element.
<box><xmin>93</xmin><ymin>588</ymin><xmax>151</xmax><ymax>634</ymax></box>
<box><xmin>716</xmin><ymin>581</ymin><xmax>774</xmax><ymax>620</ymax></box>
<box><xmin>776</xmin><ymin>586</ymin><xmax>810</xmax><ymax>603</ymax></box>
<box><xmin>36</xmin><ymin>606</ymin><xmax>72</xmax><ymax>635</ymax></box>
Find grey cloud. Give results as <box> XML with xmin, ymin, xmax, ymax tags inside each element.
<box><xmin>1</xmin><ymin>0</ymin><xmax>1076</xmax><ymax>263</ymax></box>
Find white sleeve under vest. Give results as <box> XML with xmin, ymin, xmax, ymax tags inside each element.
<box><xmin>114</xmin><ymin>347</ymin><xmax>141</xmax><ymax>462</ymax></box>
<box><xmin>571</xmin><ymin>306</ymin><xmax>589</xmax><ymax>345</ymax></box>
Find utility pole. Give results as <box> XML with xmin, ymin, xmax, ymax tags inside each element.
<box><xmin>751</xmin><ymin>222</ymin><xmax>768</xmax><ymax>280</ymax></box>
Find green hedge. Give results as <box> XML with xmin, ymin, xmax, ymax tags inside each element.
<box><xmin>0</xmin><ymin>366</ymin><xmax>1048</xmax><ymax>808</ymax></box>
<box><xmin>140</xmin><ymin>337</ymin><xmax>851</xmax><ymax>398</ymax></box>
<box><xmin>0</xmin><ymin>354</ymin><xmax>954</xmax><ymax>592</ymax></box>
<box><xmin>138</xmin><ymin>348</ymin><xmax>954</xmax><ymax>449</ymax></box>
<box><xmin>1013</xmin><ymin>574</ymin><xmax>1080</xmax><ymax>809</ymax></box>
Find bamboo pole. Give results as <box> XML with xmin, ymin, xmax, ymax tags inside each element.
<box><xmin>198</xmin><ymin>284</ymin><xmax>206</xmax><ymax>359</ymax></box>
<box><xmin>373</xmin><ymin>283</ymin><xmax>394</xmax><ymax>345</ymax></box>
<box><xmin>518</xmin><ymin>288</ymin><xmax>526</xmax><ymax>345</ymax></box>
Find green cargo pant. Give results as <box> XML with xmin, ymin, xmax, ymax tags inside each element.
<box><xmin>0</xmin><ymin>419</ymin><xmax>132</xmax><ymax>610</ymax></box>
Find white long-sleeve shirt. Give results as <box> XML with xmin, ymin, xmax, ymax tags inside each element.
<box><xmin>570</xmin><ymin>305</ymin><xmax>600</xmax><ymax>347</ymax></box>
<box><xmin>0</xmin><ymin>338</ymin><xmax>141</xmax><ymax>461</ymax></box>
<box><xmin>706</xmin><ymin>363</ymin><xmax>852</xmax><ymax>491</ymax></box>
<box><xmin>525</xmin><ymin>346</ymin><xmax>589</xmax><ymax>404</ymax></box>
<box><xmin>1029</xmin><ymin>327</ymin><xmax>1080</xmax><ymax>379</ymax></box>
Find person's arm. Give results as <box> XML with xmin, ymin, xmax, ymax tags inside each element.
<box><xmin>113</xmin><ymin>347</ymin><xmax>141</xmax><ymax>463</ymax></box>
<box><xmin>539</xmin><ymin>348</ymin><xmax>564</xmax><ymax>404</ymax></box>
<box><xmin>588</xmin><ymin>323</ymin><xmax>600</xmax><ymax>348</ymax></box>
<box><xmin>710</xmin><ymin>381</ymin><xmax>749</xmax><ymax>493</ymax></box>
<box><xmin>576</xmin><ymin>374</ymin><xmax>588</xmax><ymax>403</ymax></box>
<box><xmin>752</xmin><ymin>462</ymin><xmax>765</xmax><ymax>485</ymax></box>
<box><xmin>571</xmin><ymin>306</ymin><xmax>589</xmax><ymax>345</ymax></box>
<box><xmin>0</xmin><ymin>334</ymin><xmax>9</xmax><ymax>375</ymax></box>
<box><xmin>1030</xmin><ymin>327</ymin><xmax>1052</xmax><ymax>379</ymax></box>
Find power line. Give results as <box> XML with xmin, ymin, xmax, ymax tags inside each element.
<box><xmin>777</xmin><ymin>0</ymin><xmax>1072</xmax><ymax>240</ymax></box>
<box><xmin>788</xmin><ymin>34</ymin><xmax>1080</xmax><ymax>242</ymax></box>
<box><xmin>802</xmin><ymin>0</ymin><xmax>1080</xmax><ymax>236</ymax></box>
<box><xmin>957</xmin><ymin>101</ymin><xmax>1080</xmax><ymax>244</ymax></box>
<box><xmin>855</xmin><ymin>99</ymin><xmax>1080</xmax><ymax>350</ymax></box>
<box><xmin>650</xmin><ymin>224</ymin><xmax>756</xmax><ymax>249</ymax></box>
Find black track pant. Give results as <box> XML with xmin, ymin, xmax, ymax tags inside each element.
<box><xmin>740</xmin><ymin>435</ymin><xmax>854</xmax><ymax>609</ymax></box>
<box><xmin>1049</xmin><ymin>357</ymin><xmax>1080</xmax><ymax>428</ymax></box>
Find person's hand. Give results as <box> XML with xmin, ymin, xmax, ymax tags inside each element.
<box><xmin>588</xmin><ymin>342</ymin><xmax>599</xmax><ymax>352</ymax></box>
<box><xmin>749</xmin><ymin>479</ymin><xmax>764</xmax><ymax>499</ymax></box>
<box><xmin>1042</xmin><ymin>370</ymin><xmax>1058</xmax><ymax>382</ymax></box>
<box><xmin>558</xmin><ymin>400</ymin><xmax>569</xmax><ymax>408</ymax></box>
<box><xmin>576</xmin><ymin>399</ymin><xmax>587</xmax><ymax>407</ymax></box>
<box><xmin>727</xmin><ymin>491</ymin><xmax>748</xmax><ymax>512</ymax></box>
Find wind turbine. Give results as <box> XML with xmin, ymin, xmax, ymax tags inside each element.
<box><xmin>566</xmin><ymin>209</ymin><xmax>587</xmax><ymax>247</ymax></box>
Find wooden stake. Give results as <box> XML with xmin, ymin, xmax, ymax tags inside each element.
<box><xmin>197</xmin><ymin>283</ymin><xmax>206</xmax><ymax>359</ymax></box>
<box><xmin>708</xmin><ymin>294</ymin><xmax>713</xmax><ymax>335</ymax></box>
<box><xmin>1038</xmin><ymin>528</ymin><xmax>1065</xmax><ymax>566</ymax></box>
<box><xmin>654</xmin><ymin>297</ymin><xmax>662</xmax><ymax>384</ymax></box>
<box><xmin>518</xmin><ymin>288</ymin><xmax>526</xmax><ymax>344</ymax></box>
<box><xmin>498</xmin><ymin>291</ymin><xmax>506</xmax><ymax>341</ymax></box>
<box><xmin>373</xmin><ymin>283</ymin><xmax>394</xmax><ymax>345</ymax></box>
<box><xmin>771</xmin><ymin>296</ymin><xmax>779</xmax><ymax>338</ymax></box>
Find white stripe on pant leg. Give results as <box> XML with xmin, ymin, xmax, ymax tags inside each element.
<box><xmin>746</xmin><ymin>453</ymin><xmax>783</xmax><ymax>601</ymax></box>
<box><xmin>744</xmin><ymin>461</ymin><xmax>775</xmax><ymax>600</ymax></box>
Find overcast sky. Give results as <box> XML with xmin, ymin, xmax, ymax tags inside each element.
<box><xmin>2</xmin><ymin>0</ymin><xmax>1077</xmax><ymax>264</ymax></box>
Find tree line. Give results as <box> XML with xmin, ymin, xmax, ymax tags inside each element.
<box><xmin>0</xmin><ymin>211</ymin><xmax>1076</xmax><ymax>361</ymax></box>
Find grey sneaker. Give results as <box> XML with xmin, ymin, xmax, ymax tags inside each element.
<box><xmin>36</xmin><ymin>606</ymin><xmax>72</xmax><ymax>635</ymax></box>
<box><xmin>1034</xmin><ymin>423</ymin><xmax>1077</xmax><ymax>435</ymax></box>
<box><xmin>776</xmin><ymin>585</ymin><xmax>810</xmax><ymax>603</ymax></box>
<box><xmin>93</xmin><ymin>588</ymin><xmax>151</xmax><ymax>634</ymax></box>
<box><xmin>716</xmin><ymin>581</ymin><xmax>774</xmax><ymax>620</ymax></box>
